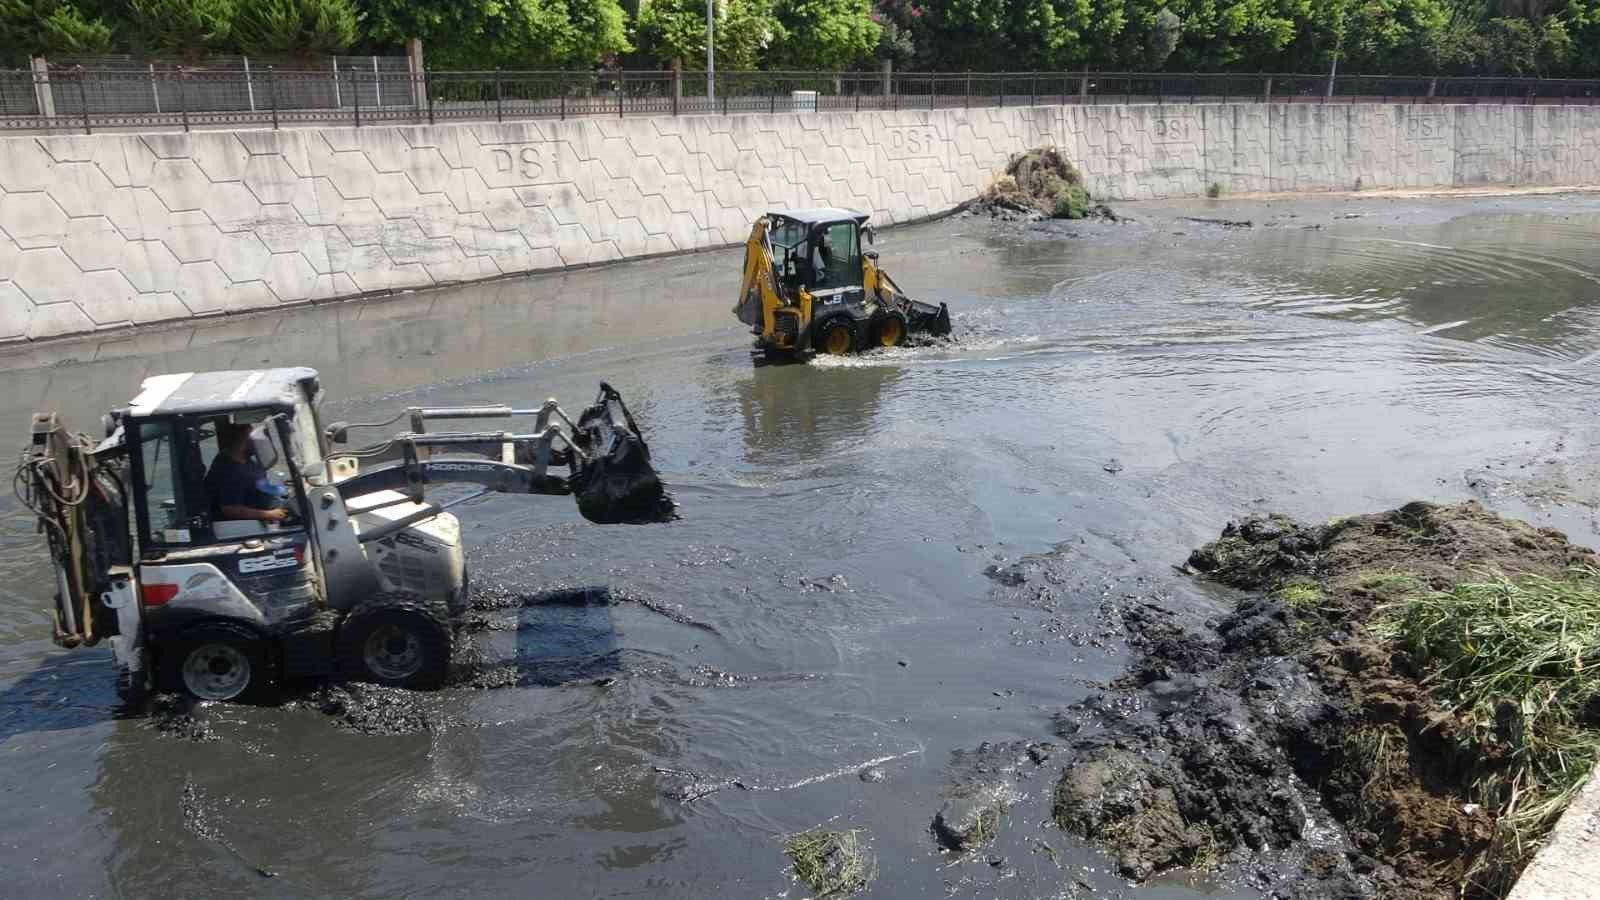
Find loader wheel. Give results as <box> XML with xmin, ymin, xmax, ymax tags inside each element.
<box><xmin>338</xmin><ymin>595</ymin><xmax>451</xmax><ymax>690</ymax></box>
<box><xmin>166</xmin><ymin>622</ymin><xmax>269</xmax><ymax>703</ymax></box>
<box><xmin>871</xmin><ymin>312</ymin><xmax>908</xmax><ymax>348</ymax></box>
<box><xmin>814</xmin><ymin>317</ymin><xmax>857</xmax><ymax>356</ymax></box>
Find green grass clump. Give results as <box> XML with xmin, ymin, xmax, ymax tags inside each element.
<box><xmin>1274</xmin><ymin>582</ymin><xmax>1324</xmax><ymax>609</ymax></box>
<box><xmin>1380</xmin><ymin>568</ymin><xmax>1600</xmax><ymax>893</ymax></box>
<box><xmin>785</xmin><ymin>828</ymin><xmax>874</xmax><ymax>897</ymax></box>
<box><xmin>1053</xmin><ymin>185</ymin><xmax>1090</xmax><ymax>220</ymax></box>
<box><xmin>1206</xmin><ymin>182</ymin><xmax>1223</xmax><ymax>198</ymax></box>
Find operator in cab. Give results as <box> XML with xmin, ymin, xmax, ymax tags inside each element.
<box><xmin>207</xmin><ymin>422</ymin><xmax>290</xmax><ymax>523</ymax></box>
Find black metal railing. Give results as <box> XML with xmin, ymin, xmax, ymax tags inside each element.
<box><xmin>4</xmin><ymin>68</ymin><xmax>1598</xmax><ymax>134</ymax></box>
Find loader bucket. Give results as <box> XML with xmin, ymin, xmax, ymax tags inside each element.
<box><xmin>570</xmin><ymin>383</ymin><xmax>677</xmax><ymax>524</ymax></box>
<box><xmin>908</xmin><ymin>300</ymin><xmax>952</xmax><ymax>338</ymax></box>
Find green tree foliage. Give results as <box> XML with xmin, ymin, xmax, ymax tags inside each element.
<box><xmin>0</xmin><ymin>0</ymin><xmax>113</xmax><ymax>63</ymax></box>
<box><xmin>126</xmin><ymin>0</ymin><xmax>236</xmax><ymax>58</ymax></box>
<box><xmin>233</xmin><ymin>0</ymin><xmax>356</xmax><ymax>56</ymax></box>
<box><xmin>562</xmin><ymin>0</ymin><xmax>632</xmax><ymax>66</ymax></box>
<box><xmin>360</xmin><ymin>0</ymin><xmax>568</xmax><ymax>67</ymax></box>
<box><xmin>635</xmin><ymin>0</ymin><xmax>778</xmax><ymax>68</ymax></box>
<box><xmin>768</xmin><ymin>0</ymin><xmax>880</xmax><ymax>69</ymax></box>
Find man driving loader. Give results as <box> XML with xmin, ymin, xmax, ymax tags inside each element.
<box><xmin>206</xmin><ymin>421</ymin><xmax>289</xmax><ymax>523</ymax></box>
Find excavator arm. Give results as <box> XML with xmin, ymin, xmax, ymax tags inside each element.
<box><xmin>733</xmin><ymin>217</ymin><xmax>811</xmax><ymax>350</ymax></box>
<box><xmin>329</xmin><ymin>383</ymin><xmax>673</xmax><ymax>525</ymax></box>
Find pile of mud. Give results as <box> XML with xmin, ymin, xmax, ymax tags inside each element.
<box><xmin>964</xmin><ymin>148</ymin><xmax>1116</xmax><ymax>222</ymax></box>
<box><xmin>1051</xmin><ymin>501</ymin><xmax>1596</xmax><ymax>899</ymax></box>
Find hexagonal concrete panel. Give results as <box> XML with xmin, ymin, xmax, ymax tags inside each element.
<box><xmin>0</xmin><ymin>281</ymin><xmax>30</xmax><ymax>340</ymax></box>
<box><xmin>0</xmin><ymin>139</ymin><xmax>57</xmax><ymax>193</ymax></box>
<box><xmin>242</xmin><ymin>154</ymin><xmax>307</xmax><ymax>206</ymax></box>
<box><xmin>11</xmin><ymin>247</ymin><xmax>83</xmax><ymax>305</ymax></box>
<box><xmin>0</xmin><ymin>192</ymin><xmax>69</xmax><ymax>249</ymax></box>
<box><xmin>214</xmin><ymin>231</ymin><xmax>272</xmax><ymax>282</ymax></box>
<box><xmin>174</xmin><ymin>260</ymin><xmax>231</xmax><ymax>314</ymax></box>
<box><xmin>190</xmin><ymin>133</ymin><xmax>251</xmax><ymax>182</ymax></box>
<box><xmin>61</xmin><ymin>217</ymin><xmax>127</xmax><ymax>273</ymax></box>
<box><xmin>148</xmin><ymin>158</ymin><xmax>213</xmax><ymax>212</ymax></box>
<box><xmin>162</xmin><ymin>210</ymin><xmax>223</xmax><ymax>264</ymax></box>
<box><xmin>26</xmin><ymin>301</ymin><xmax>94</xmax><ymax>340</ymax></box>
<box><xmin>264</xmin><ymin>252</ymin><xmax>319</xmax><ymax>303</ymax></box>
<box><xmin>200</xmin><ymin>181</ymin><xmax>265</xmax><ymax>232</ymax></box>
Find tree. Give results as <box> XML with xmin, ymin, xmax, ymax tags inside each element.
<box><xmin>561</xmin><ymin>0</ymin><xmax>632</xmax><ymax>66</ymax></box>
<box><xmin>126</xmin><ymin>0</ymin><xmax>236</xmax><ymax>58</ymax></box>
<box><xmin>359</xmin><ymin>0</ymin><xmax>570</xmax><ymax>68</ymax></box>
<box><xmin>768</xmin><ymin>0</ymin><xmax>880</xmax><ymax>69</ymax></box>
<box><xmin>233</xmin><ymin>0</ymin><xmax>356</xmax><ymax>56</ymax></box>
<box><xmin>636</xmin><ymin>0</ymin><xmax>778</xmax><ymax>68</ymax></box>
<box><xmin>0</xmin><ymin>0</ymin><xmax>113</xmax><ymax>63</ymax></box>
<box><xmin>1148</xmin><ymin>6</ymin><xmax>1180</xmax><ymax>65</ymax></box>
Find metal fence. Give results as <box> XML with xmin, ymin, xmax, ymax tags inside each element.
<box><xmin>5</xmin><ymin>68</ymin><xmax>1599</xmax><ymax>134</ymax></box>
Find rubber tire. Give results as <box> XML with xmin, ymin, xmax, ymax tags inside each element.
<box><xmin>870</xmin><ymin>312</ymin><xmax>909</xmax><ymax>348</ymax></box>
<box><xmin>812</xmin><ymin>317</ymin><xmax>858</xmax><ymax>356</ymax></box>
<box><xmin>337</xmin><ymin>594</ymin><xmax>452</xmax><ymax>690</ymax></box>
<box><xmin>162</xmin><ymin>622</ymin><xmax>270</xmax><ymax>703</ymax></box>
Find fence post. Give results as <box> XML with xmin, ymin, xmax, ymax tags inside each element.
<box><xmin>965</xmin><ymin>74</ymin><xmax>972</xmax><ymax>109</ymax></box>
<box><xmin>1263</xmin><ymin>77</ymin><xmax>1272</xmax><ymax>103</ymax></box>
<box><xmin>178</xmin><ymin>66</ymin><xmax>189</xmax><ymax>132</ymax></box>
<box><xmin>559</xmin><ymin>73</ymin><xmax>566</xmax><ymax>120</ymax></box>
<box><xmin>149</xmin><ymin>62</ymin><xmax>161</xmax><ymax>113</ymax></box>
<box><xmin>881</xmin><ymin>59</ymin><xmax>891</xmax><ymax>107</ymax></box>
<box><xmin>407</xmin><ymin>37</ymin><xmax>427</xmax><ymax>117</ymax></box>
<box><xmin>243</xmin><ymin>56</ymin><xmax>256</xmax><ymax>112</ymax></box>
<box><xmin>671</xmin><ymin>59</ymin><xmax>681</xmax><ymax>116</ymax></box>
<box><xmin>30</xmin><ymin>56</ymin><xmax>55</xmax><ymax>122</ymax></box>
<box><xmin>1078</xmin><ymin>71</ymin><xmax>1090</xmax><ymax>102</ymax></box>
<box><xmin>268</xmin><ymin>66</ymin><xmax>278</xmax><ymax>129</ymax></box>
<box><xmin>618</xmin><ymin>68</ymin><xmax>625</xmax><ymax>117</ymax></box>
<box><xmin>351</xmin><ymin>66</ymin><xmax>361</xmax><ymax>126</ymax></box>
<box><xmin>1030</xmin><ymin>73</ymin><xmax>1037</xmax><ymax>107</ymax></box>
<box><xmin>332</xmin><ymin>56</ymin><xmax>341</xmax><ymax>108</ymax></box>
<box><xmin>75</xmin><ymin>66</ymin><xmax>90</xmax><ymax>134</ymax></box>
<box><xmin>372</xmin><ymin>56</ymin><xmax>382</xmax><ymax>108</ymax></box>
<box><xmin>495</xmin><ymin>68</ymin><xmax>503</xmax><ymax>122</ymax></box>
<box><xmin>426</xmin><ymin>69</ymin><xmax>435</xmax><ymax>124</ymax></box>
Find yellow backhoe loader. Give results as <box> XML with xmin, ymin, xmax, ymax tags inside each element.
<box><xmin>733</xmin><ymin>209</ymin><xmax>951</xmax><ymax>360</ymax></box>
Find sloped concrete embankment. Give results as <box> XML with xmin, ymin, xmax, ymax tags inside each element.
<box><xmin>1</xmin><ymin>103</ymin><xmax>1596</xmax><ymax>342</ymax></box>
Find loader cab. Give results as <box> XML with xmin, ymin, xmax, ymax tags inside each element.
<box><xmin>770</xmin><ymin>208</ymin><xmax>870</xmax><ymax>300</ymax></box>
<box><xmin>122</xmin><ymin>369</ymin><xmax>326</xmax><ymax>552</ymax></box>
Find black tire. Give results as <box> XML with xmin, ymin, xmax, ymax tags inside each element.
<box><xmin>870</xmin><ymin>311</ymin><xmax>909</xmax><ymax>348</ymax></box>
<box><xmin>162</xmin><ymin>621</ymin><xmax>271</xmax><ymax>703</ymax></box>
<box><xmin>338</xmin><ymin>594</ymin><xmax>452</xmax><ymax>690</ymax></box>
<box><xmin>812</xmin><ymin>316</ymin><xmax>858</xmax><ymax>356</ymax></box>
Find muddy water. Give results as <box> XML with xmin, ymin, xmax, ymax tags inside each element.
<box><xmin>4</xmin><ymin>192</ymin><xmax>1600</xmax><ymax>899</ymax></box>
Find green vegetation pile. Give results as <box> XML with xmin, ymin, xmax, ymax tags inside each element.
<box><xmin>1047</xmin><ymin>501</ymin><xmax>1600</xmax><ymax>899</ymax></box>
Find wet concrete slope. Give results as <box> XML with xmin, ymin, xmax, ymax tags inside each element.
<box><xmin>4</xmin><ymin>193</ymin><xmax>1600</xmax><ymax>898</ymax></box>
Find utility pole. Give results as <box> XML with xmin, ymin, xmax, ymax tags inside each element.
<box><xmin>706</xmin><ymin>0</ymin><xmax>716</xmax><ymax>107</ymax></box>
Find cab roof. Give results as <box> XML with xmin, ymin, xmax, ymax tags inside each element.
<box><xmin>769</xmin><ymin>208</ymin><xmax>870</xmax><ymax>227</ymax></box>
<box><xmin>124</xmin><ymin>368</ymin><xmax>320</xmax><ymax>417</ymax></box>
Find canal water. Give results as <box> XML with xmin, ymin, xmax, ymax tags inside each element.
<box><xmin>3</xmin><ymin>192</ymin><xmax>1599</xmax><ymax>898</ymax></box>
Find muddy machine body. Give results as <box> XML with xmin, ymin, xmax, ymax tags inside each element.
<box><xmin>20</xmin><ymin>368</ymin><xmax>669</xmax><ymax>702</ymax></box>
<box><xmin>733</xmin><ymin>208</ymin><xmax>952</xmax><ymax>359</ymax></box>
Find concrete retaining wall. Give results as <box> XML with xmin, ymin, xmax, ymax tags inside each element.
<box><xmin>2</xmin><ymin>103</ymin><xmax>1598</xmax><ymax>343</ymax></box>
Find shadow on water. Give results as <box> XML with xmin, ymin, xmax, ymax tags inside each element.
<box><xmin>0</xmin><ymin>650</ymin><xmax>120</xmax><ymax>745</ymax></box>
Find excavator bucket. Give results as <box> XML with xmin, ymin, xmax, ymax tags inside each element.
<box><xmin>907</xmin><ymin>299</ymin><xmax>953</xmax><ymax>339</ymax></box>
<box><xmin>569</xmin><ymin>384</ymin><xmax>676</xmax><ymax>525</ymax></box>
